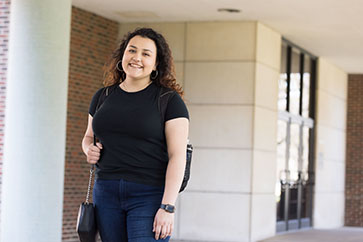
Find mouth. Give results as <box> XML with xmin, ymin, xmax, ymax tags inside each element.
<box><xmin>129</xmin><ymin>63</ymin><xmax>143</xmax><ymax>69</ymax></box>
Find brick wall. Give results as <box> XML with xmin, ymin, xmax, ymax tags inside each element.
<box><xmin>345</xmin><ymin>74</ymin><xmax>363</xmax><ymax>227</ymax></box>
<box><xmin>0</xmin><ymin>0</ymin><xmax>10</xmax><ymax>228</ymax></box>
<box><xmin>62</xmin><ymin>6</ymin><xmax>119</xmax><ymax>241</ymax></box>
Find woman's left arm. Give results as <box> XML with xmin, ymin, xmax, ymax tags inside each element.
<box><xmin>153</xmin><ymin>117</ymin><xmax>189</xmax><ymax>240</ymax></box>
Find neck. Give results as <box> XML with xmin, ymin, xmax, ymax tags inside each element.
<box><xmin>121</xmin><ymin>78</ymin><xmax>152</xmax><ymax>92</ymax></box>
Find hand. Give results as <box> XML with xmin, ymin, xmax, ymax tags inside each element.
<box><xmin>86</xmin><ymin>142</ymin><xmax>103</xmax><ymax>164</ymax></box>
<box><xmin>153</xmin><ymin>208</ymin><xmax>174</xmax><ymax>240</ymax></box>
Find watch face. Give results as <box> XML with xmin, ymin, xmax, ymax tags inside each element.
<box><xmin>166</xmin><ymin>205</ymin><xmax>174</xmax><ymax>212</ymax></box>
<box><xmin>162</xmin><ymin>204</ymin><xmax>175</xmax><ymax>213</ymax></box>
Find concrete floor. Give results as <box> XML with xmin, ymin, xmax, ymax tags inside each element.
<box><xmin>171</xmin><ymin>227</ymin><xmax>363</xmax><ymax>242</ymax></box>
<box><xmin>259</xmin><ymin>227</ymin><xmax>363</xmax><ymax>242</ymax></box>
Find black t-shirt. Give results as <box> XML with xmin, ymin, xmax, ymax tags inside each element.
<box><xmin>88</xmin><ymin>82</ymin><xmax>189</xmax><ymax>187</ymax></box>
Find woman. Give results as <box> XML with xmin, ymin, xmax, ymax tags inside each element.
<box><xmin>81</xmin><ymin>28</ymin><xmax>189</xmax><ymax>242</ymax></box>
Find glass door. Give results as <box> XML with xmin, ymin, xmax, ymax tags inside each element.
<box><xmin>276</xmin><ymin>40</ymin><xmax>316</xmax><ymax>232</ymax></box>
<box><xmin>276</xmin><ymin>112</ymin><xmax>314</xmax><ymax>232</ymax></box>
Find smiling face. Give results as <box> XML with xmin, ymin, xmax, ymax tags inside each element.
<box><xmin>121</xmin><ymin>35</ymin><xmax>158</xmax><ymax>83</ymax></box>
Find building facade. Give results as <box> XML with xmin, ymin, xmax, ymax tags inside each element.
<box><xmin>0</xmin><ymin>2</ymin><xmax>362</xmax><ymax>242</ymax></box>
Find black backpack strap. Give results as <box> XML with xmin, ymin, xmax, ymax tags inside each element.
<box><xmin>158</xmin><ymin>86</ymin><xmax>192</xmax><ymax>193</ymax></box>
<box><xmin>93</xmin><ymin>83</ymin><xmax>119</xmax><ymax>145</ymax></box>
<box><xmin>95</xmin><ymin>83</ymin><xmax>119</xmax><ymax>113</ymax></box>
<box><xmin>158</xmin><ymin>86</ymin><xmax>176</xmax><ymax>127</ymax></box>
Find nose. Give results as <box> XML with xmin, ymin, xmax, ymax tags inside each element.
<box><xmin>131</xmin><ymin>52</ymin><xmax>142</xmax><ymax>62</ymax></box>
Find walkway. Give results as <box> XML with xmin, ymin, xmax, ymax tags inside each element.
<box><xmin>259</xmin><ymin>227</ymin><xmax>363</xmax><ymax>242</ymax></box>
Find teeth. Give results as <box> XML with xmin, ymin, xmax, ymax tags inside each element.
<box><xmin>130</xmin><ymin>63</ymin><xmax>142</xmax><ymax>68</ymax></box>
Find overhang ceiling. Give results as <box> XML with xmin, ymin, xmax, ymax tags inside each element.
<box><xmin>72</xmin><ymin>0</ymin><xmax>363</xmax><ymax>73</ymax></box>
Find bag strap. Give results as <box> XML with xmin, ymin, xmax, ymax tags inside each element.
<box><xmin>85</xmin><ymin>164</ymin><xmax>95</xmax><ymax>204</ymax></box>
<box><xmin>158</xmin><ymin>86</ymin><xmax>176</xmax><ymax>129</ymax></box>
<box><xmin>95</xmin><ymin>83</ymin><xmax>119</xmax><ymax>112</ymax></box>
<box><xmin>84</xmin><ymin>83</ymin><xmax>118</xmax><ymax>203</ymax></box>
<box><xmin>93</xmin><ymin>83</ymin><xmax>118</xmax><ymax>143</ymax></box>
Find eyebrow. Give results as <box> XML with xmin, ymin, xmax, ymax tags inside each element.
<box><xmin>129</xmin><ymin>45</ymin><xmax>153</xmax><ymax>53</ymax></box>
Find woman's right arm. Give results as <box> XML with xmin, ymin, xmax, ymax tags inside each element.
<box><xmin>82</xmin><ymin>114</ymin><xmax>102</xmax><ymax>164</ymax></box>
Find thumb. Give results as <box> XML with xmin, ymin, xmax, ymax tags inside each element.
<box><xmin>96</xmin><ymin>142</ymin><xmax>103</xmax><ymax>149</ymax></box>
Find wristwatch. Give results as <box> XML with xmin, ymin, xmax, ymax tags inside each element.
<box><xmin>160</xmin><ymin>204</ymin><xmax>175</xmax><ymax>213</ymax></box>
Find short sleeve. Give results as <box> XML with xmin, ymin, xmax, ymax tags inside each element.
<box><xmin>165</xmin><ymin>92</ymin><xmax>189</xmax><ymax>122</ymax></box>
<box><xmin>88</xmin><ymin>87</ymin><xmax>104</xmax><ymax>117</ymax></box>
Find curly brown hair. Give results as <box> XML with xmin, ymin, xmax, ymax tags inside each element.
<box><xmin>102</xmin><ymin>27</ymin><xmax>183</xmax><ymax>97</ymax></box>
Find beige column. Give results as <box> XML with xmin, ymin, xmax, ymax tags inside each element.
<box><xmin>0</xmin><ymin>0</ymin><xmax>71</xmax><ymax>241</ymax></box>
<box><xmin>180</xmin><ymin>22</ymin><xmax>280</xmax><ymax>242</ymax></box>
<box><xmin>314</xmin><ymin>58</ymin><xmax>347</xmax><ymax>228</ymax></box>
<box><xmin>250</xmin><ymin>23</ymin><xmax>281</xmax><ymax>241</ymax></box>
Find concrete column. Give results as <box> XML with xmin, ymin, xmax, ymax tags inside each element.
<box><xmin>250</xmin><ymin>23</ymin><xmax>281</xmax><ymax>242</ymax></box>
<box><xmin>313</xmin><ymin>58</ymin><xmax>347</xmax><ymax>228</ymax></box>
<box><xmin>0</xmin><ymin>0</ymin><xmax>71</xmax><ymax>241</ymax></box>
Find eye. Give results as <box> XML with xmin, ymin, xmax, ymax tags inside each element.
<box><xmin>143</xmin><ymin>53</ymin><xmax>150</xmax><ymax>56</ymax></box>
<box><xmin>128</xmin><ymin>49</ymin><xmax>136</xmax><ymax>53</ymax></box>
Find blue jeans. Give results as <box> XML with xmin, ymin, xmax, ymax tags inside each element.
<box><xmin>93</xmin><ymin>178</ymin><xmax>171</xmax><ymax>242</ymax></box>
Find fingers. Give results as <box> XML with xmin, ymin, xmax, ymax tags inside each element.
<box><xmin>154</xmin><ymin>224</ymin><xmax>161</xmax><ymax>240</ymax></box>
<box><xmin>153</xmin><ymin>223</ymin><xmax>173</xmax><ymax>240</ymax></box>
<box><xmin>161</xmin><ymin>224</ymin><xmax>170</xmax><ymax>239</ymax></box>
<box><xmin>86</xmin><ymin>143</ymin><xmax>102</xmax><ymax>164</ymax></box>
<box><xmin>95</xmin><ymin>142</ymin><xmax>103</xmax><ymax>149</ymax></box>
<box><xmin>89</xmin><ymin>143</ymin><xmax>102</xmax><ymax>153</ymax></box>
<box><xmin>168</xmin><ymin>224</ymin><xmax>173</xmax><ymax>237</ymax></box>
<box><xmin>87</xmin><ymin>158</ymin><xmax>98</xmax><ymax>164</ymax></box>
<box><xmin>88</xmin><ymin>149</ymin><xmax>101</xmax><ymax>158</ymax></box>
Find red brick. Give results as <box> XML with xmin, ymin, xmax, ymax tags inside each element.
<box><xmin>345</xmin><ymin>74</ymin><xmax>363</xmax><ymax>226</ymax></box>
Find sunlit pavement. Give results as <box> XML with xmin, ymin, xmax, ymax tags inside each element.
<box><xmin>170</xmin><ymin>227</ymin><xmax>363</xmax><ymax>242</ymax></box>
<box><xmin>259</xmin><ymin>227</ymin><xmax>363</xmax><ymax>242</ymax></box>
